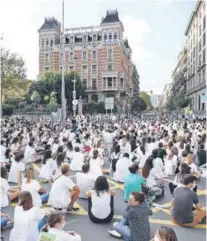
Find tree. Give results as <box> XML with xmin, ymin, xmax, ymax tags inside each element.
<box><xmin>31</xmin><ymin>91</ymin><xmax>41</xmax><ymax>108</ymax></box>
<box><xmin>131</xmin><ymin>95</ymin><xmax>147</xmax><ymax>112</ymax></box>
<box><xmin>27</xmin><ymin>71</ymin><xmax>86</xmax><ymax>112</ymax></box>
<box><xmin>47</xmin><ymin>92</ymin><xmax>58</xmax><ymax>112</ymax></box>
<box><xmin>1</xmin><ymin>49</ymin><xmax>30</xmax><ymax>102</ymax></box>
<box><xmin>139</xmin><ymin>91</ymin><xmax>152</xmax><ymax>110</ymax></box>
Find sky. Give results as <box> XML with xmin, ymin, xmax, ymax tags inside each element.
<box><xmin>0</xmin><ymin>0</ymin><xmax>197</xmax><ymax>94</ymax></box>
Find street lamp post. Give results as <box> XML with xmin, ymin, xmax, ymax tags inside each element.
<box><xmin>72</xmin><ymin>79</ymin><xmax>77</xmax><ymax>116</ymax></box>
<box><xmin>61</xmin><ymin>0</ymin><xmax>66</xmax><ymax>128</ymax></box>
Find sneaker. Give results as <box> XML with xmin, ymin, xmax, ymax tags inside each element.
<box><xmin>2</xmin><ymin>220</ymin><xmax>14</xmax><ymax>230</ymax></box>
<box><xmin>67</xmin><ymin>207</ymin><xmax>80</xmax><ymax>212</ymax></box>
<box><xmin>108</xmin><ymin>230</ymin><xmax>122</xmax><ymax>238</ymax></box>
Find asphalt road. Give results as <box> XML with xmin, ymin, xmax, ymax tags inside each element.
<box><xmin>1</xmin><ymin>161</ymin><xmax>206</xmax><ymax>241</ymax></box>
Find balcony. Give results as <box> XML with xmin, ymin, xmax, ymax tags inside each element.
<box><xmin>102</xmin><ymin>70</ymin><xmax>118</xmax><ymax>77</ymax></box>
<box><xmin>102</xmin><ymin>85</ymin><xmax>118</xmax><ymax>91</ymax></box>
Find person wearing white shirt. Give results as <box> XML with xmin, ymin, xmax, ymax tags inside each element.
<box><xmin>21</xmin><ymin>167</ymin><xmax>49</xmax><ymax>207</ymax></box>
<box><xmin>52</xmin><ymin>138</ymin><xmax>59</xmax><ymax>157</ymax></box>
<box><xmin>164</xmin><ymin>147</ymin><xmax>178</xmax><ymax>176</ymax></box>
<box><xmin>39</xmin><ymin>213</ymin><xmax>81</xmax><ymax>241</ymax></box>
<box><xmin>113</xmin><ymin>153</ymin><xmax>132</xmax><ymax>183</ymax></box>
<box><xmin>8</xmin><ymin>153</ymin><xmax>25</xmax><ymax>184</ymax></box>
<box><xmin>86</xmin><ymin>176</ymin><xmax>115</xmax><ymax>223</ymax></box>
<box><xmin>0</xmin><ymin>140</ymin><xmax>6</xmax><ymax>163</ymax></box>
<box><xmin>70</xmin><ymin>147</ymin><xmax>84</xmax><ymax>171</ymax></box>
<box><xmin>48</xmin><ymin>164</ymin><xmax>80</xmax><ymax>211</ymax></box>
<box><xmin>88</xmin><ymin>149</ymin><xmax>104</xmax><ymax>180</ymax></box>
<box><xmin>1</xmin><ymin>166</ymin><xmax>20</xmax><ymax>208</ymax></box>
<box><xmin>76</xmin><ymin>163</ymin><xmax>95</xmax><ymax>199</ymax></box>
<box><xmin>24</xmin><ymin>142</ymin><xmax>36</xmax><ymax>163</ymax></box>
<box><xmin>9</xmin><ymin>191</ymin><xmax>46</xmax><ymax>241</ymax></box>
<box><xmin>39</xmin><ymin>150</ymin><xmax>54</xmax><ymax>181</ymax></box>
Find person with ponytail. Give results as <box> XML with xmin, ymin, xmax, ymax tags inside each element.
<box><xmin>9</xmin><ymin>191</ymin><xmax>46</xmax><ymax>241</ymax></box>
<box><xmin>21</xmin><ymin>167</ymin><xmax>49</xmax><ymax>207</ymax></box>
<box><xmin>39</xmin><ymin>150</ymin><xmax>54</xmax><ymax>182</ymax></box>
<box><xmin>152</xmin><ymin>226</ymin><xmax>178</xmax><ymax>241</ymax></box>
<box><xmin>40</xmin><ymin>213</ymin><xmax>81</xmax><ymax>241</ymax></box>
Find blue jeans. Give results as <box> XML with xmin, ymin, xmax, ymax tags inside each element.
<box><xmin>113</xmin><ymin>218</ymin><xmax>132</xmax><ymax>241</ymax></box>
<box><xmin>40</xmin><ymin>192</ymin><xmax>49</xmax><ymax>203</ymax></box>
<box><xmin>38</xmin><ymin>216</ymin><xmax>47</xmax><ymax>232</ymax></box>
<box><xmin>1</xmin><ymin>217</ymin><xmax>8</xmax><ymax>228</ymax></box>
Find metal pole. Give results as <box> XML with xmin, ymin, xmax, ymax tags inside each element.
<box><xmin>0</xmin><ymin>34</ymin><xmax>3</xmax><ymax>119</ymax></box>
<box><xmin>61</xmin><ymin>0</ymin><xmax>65</xmax><ymax>128</ymax></box>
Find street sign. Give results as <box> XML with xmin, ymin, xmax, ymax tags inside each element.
<box><xmin>73</xmin><ymin>105</ymin><xmax>77</xmax><ymax>111</ymax></box>
<box><xmin>72</xmin><ymin>99</ymin><xmax>78</xmax><ymax>105</ymax></box>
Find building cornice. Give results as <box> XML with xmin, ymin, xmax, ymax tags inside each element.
<box><xmin>184</xmin><ymin>1</ymin><xmax>202</xmax><ymax>36</ymax></box>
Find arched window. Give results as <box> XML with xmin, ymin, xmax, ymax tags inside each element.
<box><xmin>114</xmin><ymin>32</ymin><xmax>117</xmax><ymax>41</ymax></box>
<box><xmin>109</xmin><ymin>33</ymin><xmax>112</xmax><ymax>41</ymax></box>
<box><xmin>50</xmin><ymin>39</ymin><xmax>53</xmax><ymax>47</ymax></box>
<box><xmin>104</xmin><ymin>33</ymin><xmax>107</xmax><ymax>41</ymax></box>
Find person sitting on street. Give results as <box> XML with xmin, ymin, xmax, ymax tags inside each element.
<box><xmin>171</xmin><ymin>174</ymin><xmax>206</xmax><ymax>227</ymax></box>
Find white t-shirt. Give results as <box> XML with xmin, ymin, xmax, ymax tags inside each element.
<box><xmin>39</xmin><ymin>158</ymin><xmax>54</xmax><ymax>180</ymax></box>
<box><xmin>1</xmin><ymin>177</ymin><xmax>10</xmax><ymax>207</ymax></box>
<box><xmin>0</xmin><ymin>145</ymin><xmax>6</xmax><ymax>162</ymax></box>
<box><xmin>21</xmin><ymin>179</ymin><xmax>42</xmax><ymax>207</ymax></box>
<box><xmin>88</xmin><ymin>158</ymin><xmax>103</xmax><ymax>180</ymax></box>
<box><xmin>48</xmin><ymin>175</ymin><xmax>75</xmax><ymax>208</ymax></box>
<box><xmin>8</xmin><ymin>161</ymin><xmax>25</xmax><ymax>184</ymax></box>
<box><xmin>91</xmin><ymin>190</ymin><xmax>111</xmax><ymax>219</ymax></box>
<box><xmin>24</xmin><ymin>146</ymin><xmax>35</xmax><ymax>163</ymax></box>
<box><xmin>76</xmin><ymin>173</ymin><xmax>94</xmax><ymax>198</ymax></box>
<box><xmin>113</xmin><ymin>157</ymin><xmax>132</xmax><ymax>183</ymax></box>
<box><xmin>9</xmin><ymin>206</ymin><xmax>45</xmax><ymax>241</ymax></box>
<box><xmin>70</xmin><ymin>152</ymin><xmax>84</xmax><ymax>171</ymax></box>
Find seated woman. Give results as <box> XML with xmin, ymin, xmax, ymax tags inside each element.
<box><xmin>9</xmin><ymin>191</ymin><xmax>46</xmax><ymax>241</ymax></box>
<box><xmin>142</xmin><ymin>156</ymin><xmax>165</xmax><ymax>198</ymax></box>
<box><xmin>0</xmin><ymin>211</ymin><xmax>13</xmax><ymax>229</ymax></box>
<box><xmin>110</xmin><ymin>145</ymin><xmax>121</xmax><ymax>172</ymax></box>
<box><xmin>109</xmin><ymin>192</ymin><xmax>152</xmax><ymax>241</ymax></box>
<box><xmin>1</xmin><ymin>167</ymin><xmax>20</xmax><ymax>208</ymax></box>
<box><xmin>86</xmin><ymin>176</ymin><xmax>115</xmax><ymax>224</ymax></box>
<box><xmin>70</xmin><ymin>147</ymin><xmax>84</xmax><ymax>171</ymax></box>
<box><xmin>21</xmin><ymin>167</ymin><xmax>49</xmax><ymax>207</ymax></box>
<box><xmin>88</xmin><ymin>149</ymin><xmax>103</xmax><ymax>180</ymax></box>
<box><xmin>184</xmin><ymin>154</ymin><xmax>201</xmax><ymax>179</ymax></box>
<box><xmin>124</xmin><ymin>163</ymin><xmax>145</xmax><ymax>202</ymax></box>
<box><xmin>169</xmin><ymin>163</ymin><xmax>191</xmax><ymax>194</ymax></box>
<box><xmin>76</xmin><ymin>163</ymin><xmax>95</xmax><ymax>199</ymax></box>
<box><xmin>52</xmin><ymin>153</ymin><xmax>66</xmax><ymax>181</ymax></box>
<box><xmin>48</xmin><ymin>164</ymin><xmax>80</xmax><ymax>211</ymax></box>
<box><xmin>39</xmin><ymin>150</ymin><xmax>54</xmax><ymax>182</ymax></box>
<box><xmin>113</xmin><ymin>153</ymin><xmax>132</xmax><ymax>183</ymax></box>
<box><xmin>8</xmin><ymin>153</ymin><xmax>25</xmax><ymax>184</ymax></box>
<box><xmin>40</xmin><ymin>213</ymin><xmax>81</xmax><ymax>241</ymax></box>
<box><xmin>164</xmin><ymin>147</ymin><xmax>178</xmax><ymax>176</ymax></box>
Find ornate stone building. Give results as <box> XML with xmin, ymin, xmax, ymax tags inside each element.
<box><xmin>38</xmin><ymin>10</ymin><xmax>139</xmax><ymax>104</ymax></box>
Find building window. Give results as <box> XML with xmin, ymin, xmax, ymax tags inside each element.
<box><xmin>92</xmin><ymin>79</ymin><xmax>97</xmax><ymax>90</ymax></box>
<box><xmin>82</xmin><ymin>51</ymin><xmax>87</xmax><ymax>60</ymax></box>
<box><xmin>108</xmin><ymin>77</ymin><xmax>112</xmax><ymax>87</ymax></box>
<box><xmin>92</xmin><ymin>50</ymin><xmax>97</xmax><ymax>59</ymax></box>
<box><xmin>104</xmin><ymin>33</ymin><xmax>107</xmax><ymax>41</ymax></box>
<box><xmin>199</xmin><ymin>72</ymin><xmax>201</xmax><ymax>84</ymax></box>
<box><xmin>199</xmin><ymin>39</ymin><xmax>202</xmax><ymax>52</ymax></box>
<box><xmin>83</xmin><ymin>35</ymin><xmax>87</xmax><ymax>42</ymax></box>
<box><xmin>82</xmin><ymin>78</ymin><xmax>87</xmax><ymax>88</ymax></box>
<box><xmin>69</xmin><ymin>66</ymin><xmax>74</xmax><ymax>70</ymax></box>
<box><xmin>82</xmin><ymin>65</ymin><xmax>87</xmax><ymax>74</ymax></box>
<box><xmin>114</xmin><ymin>32</ymin><xmax>117</xmax><ymax>41</ymax></box>
<box><xmin>92</xmin><ymin>65</ymin><xmax>97</xmax><ymax>75</ymax></box>
<box><xmin>193</xmin><ymin>47</ymin><xmax>195</xmax><ymax>58</ymax></box>
<box><xmin>108</xmin><ymin>49</ymin><xmax>113</xmax><ymax>59</ymax></box>
<box><xmin>93</xmin><ymin>35</ymin><xmax>97</xmax><ymax>41</ymax></box>
<box><xmin>120</xmin><ymin>78</ymin><xmax>124</xmax><ymax>89</ymax></box>
<box><xmin>50</xmin><ymin>39</ymin><xmax>53</xmax><ymax>47</ymax></box>
<box><xmin>109</xmin><ymin>33</ymin><xmax>112</xmax><ymax>41</ymax></box>
<box><xmin>70</xmin><ymin>36</ymin><xmax>74</xmax><ymax>43</ymax></box>
<box><xmin>46</xmin><ymin>39</ymin><xmax>49</xmax><ymax>47</ymax></box>
<box><xmin>203</xmin><ymin>49</ymin><xmax>206</xmax><ymax>64</ymax></box>
<box><xmin>70</xmin><ymin>52</ymin><xmax>74</xmax><ymax>60</ymax></box>
<box><xmin>203</xmin><ymin>33</ymin><xmax>205</xmax><ymax>46</ymax></box>
<box><xmin>199</xmin><ymin>25</ymin><xmax>201</xmax><ymax>36</ymax></box>
<box><xmin>198</xmin><ymin>95</ymin><xmax>201</xmax><ymax>110</ymax></box>
<box><xmin>113</xmin><ymin>77</ymin><xmax>116</xmax><ymax>88</ymax></box>
<box><xmin>203</xmin><ymin>69</ymin><xmax>205</xmax><ymax>82</ymax></box>
<box><xmin>91</xmin><ymin>94</ymin><xmax>98</xmax><ymax>102</ymax></box>
<box><xmin>108</xmin><ymin>64</ymin><xmax>113</xmax><ymax>71</ymax></box>
<box><xmin>45</xmin><ymin>53</ymin><xmax>49</xmax><ymax>63</ymax></box>
<box><xmin>203</xmin><ymin>16</ymin><xmax>206</xmax><ymax>30</ymax></box>
<box><xmin>45</xmin><ymin>67</ymin><xmax>49</xmax><ymax>71</ymax></box>
<box><xmin>41</xmin><ymin>39</ymin><xmax>44</xmax><ymax>47</ymax></box>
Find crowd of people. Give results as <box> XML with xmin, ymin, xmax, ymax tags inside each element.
<box><xmin>0</xmin><ymin>114</ymin><xmax>206</xmax><ymax>241</ymax></box>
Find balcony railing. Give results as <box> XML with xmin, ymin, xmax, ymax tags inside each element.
<box><xmin>102</xmin><ymin>86</ymin><xmax>118</xmax><ymax>91</ymax></box>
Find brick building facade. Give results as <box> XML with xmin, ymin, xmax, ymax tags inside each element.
<box><xmin>38</xmin><ymin>10</ymin><xmax>139</xmax><ymax>103</ymax></box>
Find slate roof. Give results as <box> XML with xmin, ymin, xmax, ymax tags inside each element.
<box><xmin>39</xmin><ymin>17</ymin><xmax>60</xmax><ymax>32</ymax></box>
<box><xmin>101</xmin><ymin>10</ymin><xmax>120</xmax><ymax>24</ymax></box>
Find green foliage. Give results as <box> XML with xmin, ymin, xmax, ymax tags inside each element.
<box><xmin>2</xmin><ymin>104</ymin><xmax>15</xmax><ymax>116</ymax></box>
<box><xmin>83</xmin><ymin>101</ymin><xmax>106</xmax><ymax>114</ymax></box>
<box><xmin>44</xmin><ymin>95</ymin><xmax>50</xmax><ymax>102</ymax></box>
<box><xmin>139</xmin><ymin>91</ymin><xmax>152</xmax><ymax>110</ymax></box>
<box><xmin>31</xmin><ymin>91</ymin><xmax>41</xmax><ymax>102</ymax></box>
<box><xmin>27</xmin><ymin>72</ymin><xmax>86</xmax><ymax>112</ymax></box>
<box><xmin>131</xmin><ymin>95</ymin><xmax>147</xmax><ymax>112</ymax></box>
<box><xmin>47</xmin><ymin>92</ymin><xmax>58</xmax><ymax>111</ymax></box>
